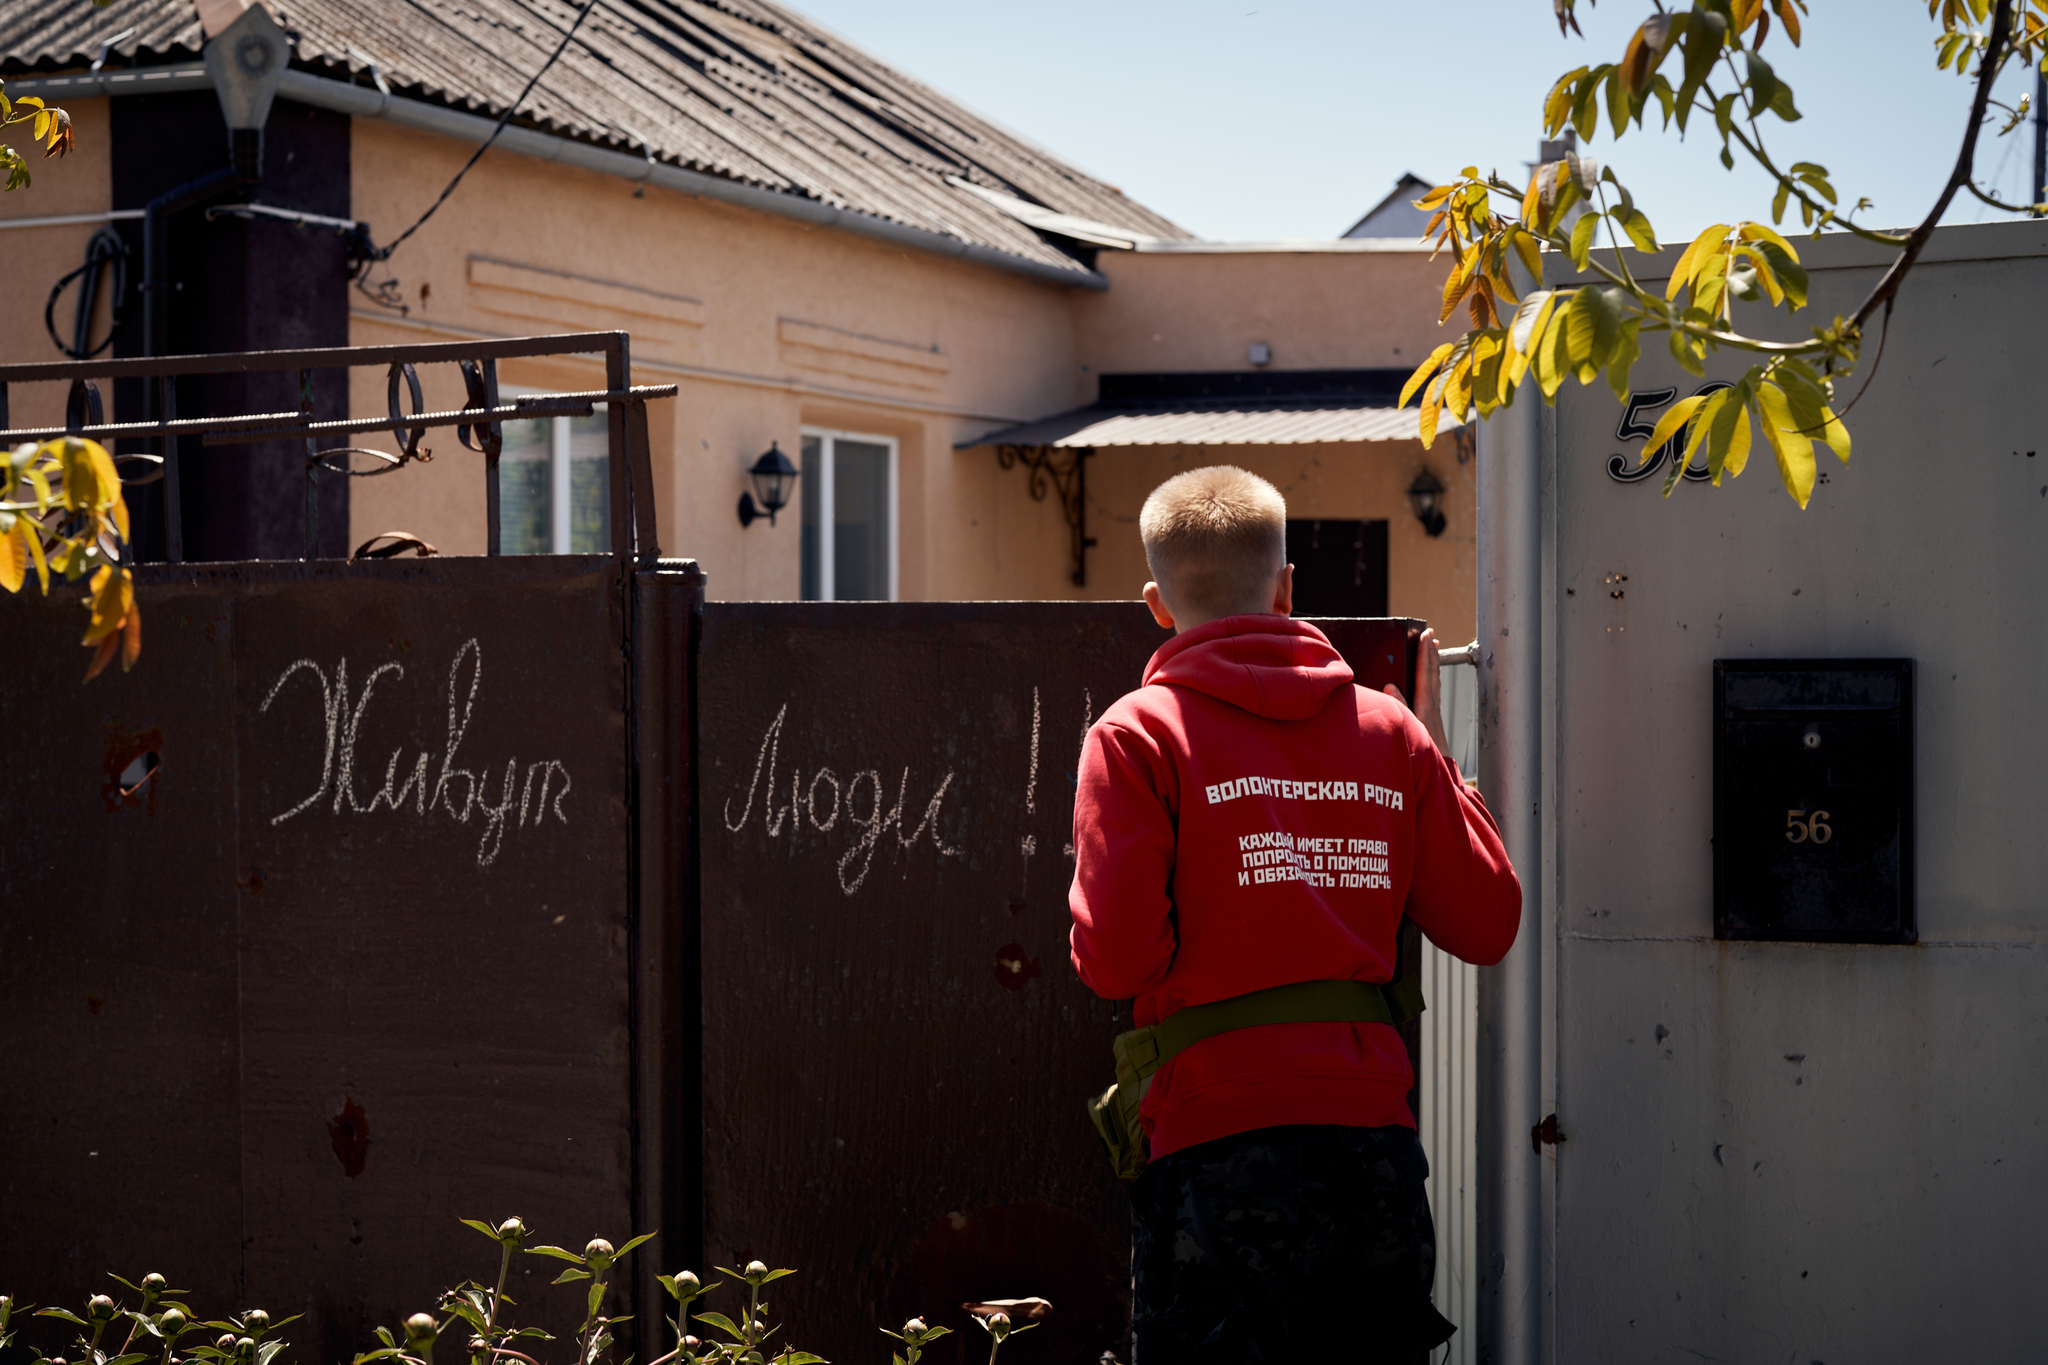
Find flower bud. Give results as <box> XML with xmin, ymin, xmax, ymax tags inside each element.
<box><xmin>142</xmin><ymin>1276</ymin><xmax>167</xmax><ymax>1294</ymax></box>
<box><xmin>680</xmin><ymin>1337</ymin><xmax>700</xmax><ymax>1350</ymax></box>
<box><xmin>497</xmin><ymin>1218</ymin><xmax>528</xmax><ymax>1245</ymax></box>
<box><xmin>903</xmin><ymin>1318</ymin><xmax>926</xmax><ymax>1335</ymax></box>
<box><xmin>675</xmin><ymin>1271</ymin><xmax>700</xmax><ymax>1292</ymax></box>
<box><xmin>242</xmin><ymin>1311</ymin><xmax>270</xmax><ymax>1333</ymax></box>
<box><xmin>48</xmin><ymin>1355</ymin><xmax>67</xmax><ymax>1365</ymax></box>
<box><xmin>218</xmin><ymin>1336</ymin><xmax>238</xmax><ymax>1352</ymax></box>
<box><xmin>234</xmin><ymin>1338</ymin><xmax>256</xmax><ymax>1360</ymax></box>
<box><xmin>88</xmin><ymin>1296</ymin><xmax>116</xmax><ymax>1320</ymax></box>
<box><xmin>584</xmin><ymin>1239</ymin><xmax>614</xmax><ymax>1262</ymax></box>
<box><xmin>404</xmin><ymin>1315</ymin><xmax>437</xmax><ymax>1341</ymax></box>
<box><xmin>988</xmin><ymin>1312</ymin><xmax>1011</xmax><ymax>1342</ymax></box>
<box><xmin>160</xmin><ymin>1309</ymin><xmax>187</xmax><ymax>1332</ymax></box>
<box><xmin>743</xmin><ymin>1261</ymin><xmax>767</xmax><ymax>1281</ymax></box>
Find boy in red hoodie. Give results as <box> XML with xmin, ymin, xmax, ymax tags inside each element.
<box><xmin>1069</xmin><ymin>466</ymin><xmax>1521</xmax><ymax>1363</ymax></box>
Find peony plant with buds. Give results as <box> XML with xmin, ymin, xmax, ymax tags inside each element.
<box><xmin>5</xmin><ymin>1219</ymin><xmax>1059</xmax><ymax>1365</ymax></box>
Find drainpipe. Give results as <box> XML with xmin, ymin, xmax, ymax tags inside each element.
<box><xmin>1475</xmin><ymin>280</ymin><xmax>1545</xmax><ymax>1357</ymax></box>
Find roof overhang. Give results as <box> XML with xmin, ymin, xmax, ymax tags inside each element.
<box><xmin>956</xmin><ymin>368</ymin><xmax>1459</xmax><ymax>448</ymax></box>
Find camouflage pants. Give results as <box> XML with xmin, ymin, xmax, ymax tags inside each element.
<box><xmin>1129</xmin><ymin>1124</ymin><xmax>1455</xmax><ymax>1365</ymax></box>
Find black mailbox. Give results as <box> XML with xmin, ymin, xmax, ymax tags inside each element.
<box><xmin>1713</xmin><ymin>659</ymin><xmax>1915</xmax><ymax>943</ymax></box>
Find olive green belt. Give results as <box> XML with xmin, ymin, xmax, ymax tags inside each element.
<box><xmin>1085</xmin><ymin>977</ymin><xmax>1426</xmax><ymax>1182</ymax></box>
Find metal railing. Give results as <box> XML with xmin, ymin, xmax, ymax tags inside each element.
<box><xmin>0</xmin><ymin>331</ymin><xmax>676</xmax><ymax>562</ymax></box>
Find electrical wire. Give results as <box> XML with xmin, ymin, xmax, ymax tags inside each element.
<box><xmin>352</xmin><ymin>0</ymin><xmax>601</xmax><ymax>303</ymax></box>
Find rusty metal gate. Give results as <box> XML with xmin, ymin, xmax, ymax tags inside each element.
<box><xmin>694</xmin><ymin>605</ymin><xmax>1422</xmax><ymax>1364</ymax></box>
<box><xmin>0</xmin><ymin>334</ymin><xmax>695</xmax><ymax>1365</ymax></box>
<box><xmin>0</xmin><ymin>333</ymin><xmax>1429</xmax><ymax>1365</ymax></box>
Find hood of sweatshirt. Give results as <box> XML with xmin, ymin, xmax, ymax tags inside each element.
<box><xmin>1142</xmin><ymin>614</ymin><xmax>1356</xmax><ymax>721</ymax></box>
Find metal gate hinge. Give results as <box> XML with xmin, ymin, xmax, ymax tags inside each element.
<box><xmin>1532</xmin><ymin>1113</ymin><xmax>1565</xmax><ymax>1154</ymax></box>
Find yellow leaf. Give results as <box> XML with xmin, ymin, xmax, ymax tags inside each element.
<box><xmin>1735</xmin><ymin>220</ymin><xmax>1800</xmax><ymax>260</ymax></box>
<box><xmin>1415</xmin><ymin>183</ymin><xmax>1457</xmax><ymax>211</ymax></box>
<box><xmin>1718</xmin><ymin>399</ymin><xmax>1753</xmax><ymax>480</ymax></box>
<box><xmin>82</xmin><ymin>564</ymin><xmax>132</xmax><ymax>646</ymax></box>
<box><xmin>1536</xmin><ymin>304</ymin><xmax>1573</xmax><ymax>397</ymax></box>
<box><xmin>84</xmin><ymin>439</ymin><xmax>120</xmax><ymax>509</ymax></box>
<box><xmin>1682</xmin><ymin>388</ymin><xmax>1734</xmax><ymax>468</ymax></box>
<box><xmin>1642</xmin><ymin>394</ymin><xmax>1709</xmax><ymax>460</ymax></box>
<box><xmin>1418</xmin><ymin>389</ymin><xmax>1443</xmax><ymax>449</ymax></box>
<box><xmin>1815</xmin><ymin>404</ymin><xmax>1851</xmax><ymax>464</ymax></box>
<box><xmin>1440</xmin><ymin>251</ymin><xmax>1477</xmax><ymax>323</ymax></box>
<box><xmin>1511</xmin><ymin>228</ymin><xmax>1543</xmax><ymax>283</ymax></box>
<box><xmin>1401</xmin><ymin>344</ymin><xmax>1455</xmax><ymax>408</ymax></box>
<box><xmin>1756</xmin><ymin>382</ymin><xmax>1815</xmax><ymax>507</ymax></box>
<box><xmin>22</xmin><ymin>515</ymin><xmax>48</xmax><ymax>593</ymax></box>
<box><xmin>83</xmin><ymin>630</ymin><xmax>120</xmax><ymax>683</ymax></box>
<box><xmin>0</xmin><ymin>520</ymin><xmax>21</xmax><ymax>593</ymax></box>
<box><xmin>1667</xmin><ymin>223</ymin><xmax>1730</xmax><ymax>300</ymax></box>
<box><xmin>121</xmin><ymin>599</ymin><xmax>142</xmax><ymax>672</ymax></box>
<box><xmin>1442</xmin><ymin>352</ymin><xmax>1474</xmax><ymax>422</ymax></box>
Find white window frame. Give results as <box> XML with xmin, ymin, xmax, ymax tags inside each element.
<box><xmin>502</xmin><ymin>387</ymin><xmax>592</xmax><ymax>555</ymax></box>
<box><xmin>802</xmin><ymin>426</ymin><xmax>899</xmax><ymax>602</ymax></box>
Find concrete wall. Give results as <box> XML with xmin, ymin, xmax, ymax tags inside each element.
<box><xmin>1543</xmin><ymin>218</ymin><xmax>2048</xmax><ymax>1361</ymax></box>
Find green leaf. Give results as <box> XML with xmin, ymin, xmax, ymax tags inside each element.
<box><xmin>460</xmin><ymin>1219</ymin><xmax>501</xmax><ymax>1241</ymax></box>
<box><xmin>1750</xmin><ymin>239</ymin><xmax>1808</xmax><ymax>307</ymax></box>
<box><xmin>1572</xmin><ymin>66</ymin><xmax>1604</xmax><ymax>140</ymax></box>
<box><xmin>771</xmin><ymin>1354</ymin><xmax>826</xmax><ymax>1364</ymax></box>
<box><xmin>1605</xmin><ymin>64</ymin><xmax>1628</xmax><ymax>139</ymax></box>
<box><xmin>1604</xmin><ymin>317</ymin><xmax>1642</xmax><ymax>405</ymax></box>
<box><xmin>587</xmin><ymin>1282</ymin><xmax>608</xmax><ymax>1320</ymax></box>
<box><xmin>1771</xmin><ymin>179</ymin><xmax>1790</xmax><ymax>224</ymax></box>
<box><xmin>553</xmin><ymin>1270</ymin><xmax>593</xmax><ymax>1285</ymax></box>
<box><xmin>36</xmin><ymin>1311</ymin><xmax>87</xmax><ymax>1326</ymax></box>
<box><xmin>692</xmin><ymin>1313</ymin><xmax>744</xmax><ymax>1343</ymax></box>
<box><xmin>1569</xmin><ymin>212</ymin><xmax>1597</xmax><ymax>270</ymax></box>
<box><xmin>1744</xmin><ymin>51</ymin><xmax>1780</xmax><ymax>114</ymax></box>
<box><xmin>614</xmin><ymin>1234</ymin><xmax>657</xmax><ymax>1260</ymax></box>
<box><xmin>756</xmin><ymin>1270</ymin><xmax>797</xmax><ymax>1285</ymax></box>
<box><xmin>1621</xmin><ymin>208</ymin><xmax>1658</xmax><ymax>252</ymax></box>
<box><xmin>524</xmin><ymin>1247</ymin><xmax>586</xmax><ymax>1264</ymax></box>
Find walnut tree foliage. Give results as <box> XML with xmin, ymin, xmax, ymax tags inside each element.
<box><xmin>1404</xmin><ymin>0</ymin><xmax>2048</xmax><ymax>507</ymax></box>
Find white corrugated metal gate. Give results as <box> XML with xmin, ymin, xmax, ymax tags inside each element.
<box><xmin>1530</xmin><ymin>219</ymin><xmax>2048</xmax><ymax>1361</ymax></box>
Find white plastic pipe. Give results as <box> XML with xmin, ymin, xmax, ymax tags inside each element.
<box><xmin>1475</xmin><ymin>361</ymin><xmax>1544</xmax><ymax>1360</ymax></box>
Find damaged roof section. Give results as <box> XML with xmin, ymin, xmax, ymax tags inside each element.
<box><xmin>0</xmin><ymin>0</ymin><xmax>1192</xmax><ymax>279</ymax></box>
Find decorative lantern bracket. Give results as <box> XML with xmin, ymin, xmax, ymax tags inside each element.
<box><xmin>996</xmin><ymin>443</ymin><xmax>1096</xmax><ymax>587</ymax></box>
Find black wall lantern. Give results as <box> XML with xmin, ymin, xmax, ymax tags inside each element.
<box><xmin>1407</xmin><ymin>468</ymin><xmax>1447</xmax><ymax>538</ymax></box>
<box><xmin>738</xmin><ymin>441</ymin><xmax>798</xmax><ymax>528</ymax></box>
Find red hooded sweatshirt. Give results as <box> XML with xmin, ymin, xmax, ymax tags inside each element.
<box><xmin>1068</xmin><ymin>614</ymin><xmax>1521</xmax><ymax>1159</ymax></box>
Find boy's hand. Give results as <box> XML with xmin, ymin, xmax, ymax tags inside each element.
<box><xmin>1382</xmin><ymin>627</ymin><xmax>1455</xmax><ymax>762</ymax></box>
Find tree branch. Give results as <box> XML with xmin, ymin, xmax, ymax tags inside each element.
<box><xmin>1850</xmin><ymin>0</ymin><xmax>2017</xmax><ymax>332</ymax></box>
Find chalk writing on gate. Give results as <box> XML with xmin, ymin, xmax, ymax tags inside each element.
<box><xmin>723</xmin><ymin>702</ymin><xmax>961</xmax><ymax>896</ymax></box>
<box><xmin>259</xmin><ymin>638</ymin><xmax>570</xmax><ymax>869</ymax></box>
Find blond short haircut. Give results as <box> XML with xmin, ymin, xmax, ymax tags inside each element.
<box><xmin>1140</xmin><ymin>466</ymin><xmax>1287</xmax><ymax>621</ymax></box>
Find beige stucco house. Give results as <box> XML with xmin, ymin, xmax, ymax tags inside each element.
<box><xmin>0</xmin><ymin>0</ymin><xmax>1472</xmax><ymax>640</ymax></box>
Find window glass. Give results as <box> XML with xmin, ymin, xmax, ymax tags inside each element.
<box><xmin>800</xmin><ymin>434</ymin><xmax>824</xmax><ymax>601</ymax></box>
<box><xmin>567</xmin><ymin>409</ymin><xmax>610</xmax><ymax>553</ymax></box>
<box><xmin>832</xmin><ymin>438</ymin><xmax>891</xmax><ymax>601</ymax></box>
<box><xmin>498</xmin><ymin>417</ymin><xmax>553</xmax><ymax>555</ymax></box>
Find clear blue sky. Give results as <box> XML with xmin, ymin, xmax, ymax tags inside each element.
<box><xmin>792</xmin><ymin>0</ymin><xmax>2042</xmax><ymax>242</ymax></box>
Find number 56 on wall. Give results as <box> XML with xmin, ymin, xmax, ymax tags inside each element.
<box><xmin>1785</xmin><ymin>809</ymin><xmax>1832</xmax><ymax>845</ymax></box>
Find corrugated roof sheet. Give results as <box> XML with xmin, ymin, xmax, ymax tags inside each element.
<box><xmin>0</xmin><ymin>0</ymin><xmax>1191</xmax><ymax>278</ymax></box>
<box><xmin>961</xmin><ymin>401</ymin><xmax>1455</xmax><ymax>448</ymax></box>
